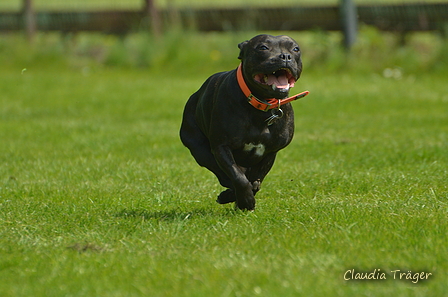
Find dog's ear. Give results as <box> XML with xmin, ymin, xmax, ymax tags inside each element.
<box><xmin>238</xmin><ymin>40</ymin><xmax>249</xmax><ymax>60</ymax></box>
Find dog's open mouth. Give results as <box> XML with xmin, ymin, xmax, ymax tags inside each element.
<box><xmin>254</xmin><ymin>68</ymin><xmax>296</xmax><ymax>92</ymax></box>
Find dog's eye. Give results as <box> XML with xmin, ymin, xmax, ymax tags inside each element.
<box><xmin>258</xmin><ymin>45</ymin><xmax>269</xmax><ymax>51</ymax></box>
<box><xmin>293</xmin><ymin>47</ymin><xmax>300</xmax><ymax>52</ymax></box>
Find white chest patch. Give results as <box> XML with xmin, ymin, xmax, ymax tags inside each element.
<box><xmin>243</xmin><ymin>143</ymin><xmax>266</xmax><ymax>157</ymax></box>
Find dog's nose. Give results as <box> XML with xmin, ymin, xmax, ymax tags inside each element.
<box><xmin>279</xmin><ymin>53</ymin><xmax>292</xmax><ymax>62</ymax></box>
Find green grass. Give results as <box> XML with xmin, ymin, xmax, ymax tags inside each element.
<box><xmin>1</xmin><ymin>31</ymin><xmax>447</xmax><ymax>296</ymax></box>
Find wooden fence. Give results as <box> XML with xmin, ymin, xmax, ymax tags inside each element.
<box><xmin>1</xmin><ymin>2</ymin><xmax>447</xmax><ymax>35</ymax></box>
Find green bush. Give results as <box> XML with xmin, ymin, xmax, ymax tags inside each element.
<box><xmin>1</xmin><ymin>27</ymin><xmax>447</xmax><ymax>75</ymax></box>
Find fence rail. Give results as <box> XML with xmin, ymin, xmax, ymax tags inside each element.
<box><xmin>0</xmin><ymin>3</ymin><xmax>447</xmax><ymax>34</ymax></box>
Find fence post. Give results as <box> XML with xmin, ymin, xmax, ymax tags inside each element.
<box><xmin>23</xmin><ymin>0</ymin><xmax>37</xmax><ymax>43</ymax></box>
<box><xmin>144</xmin><ymin>0</ymin><xmax>162</xmax><ymax>37</ymax></box>
<box><xmin>340</xmin><ymin>0</ymin><xmax>357</xmax><ymax>50</ymax></box>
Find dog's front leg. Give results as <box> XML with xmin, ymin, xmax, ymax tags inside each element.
<box><xmin>246</xmin><ymin>152</ymin><xmax>277</xmax><ymax>194</ymax></box>
<box><xmin>212</xmin><ymin>145</ymin><xmax>255</xmax><ymax>210</ymax></box>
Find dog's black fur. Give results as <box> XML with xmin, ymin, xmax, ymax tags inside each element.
<box><xmin>180</xmin><ymin>34</ymin><xmax>303</xmax><ymax>210</ymax></box>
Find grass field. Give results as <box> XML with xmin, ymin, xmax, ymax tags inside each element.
<box><xmin>0</xmin><ymin>31</ymin><xmax>447</xmax><ymax>296</ymax></box>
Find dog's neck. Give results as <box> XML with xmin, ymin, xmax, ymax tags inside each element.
<box><xmin>236</xmin><ymin>63</ymin><xmax>309</xmax><ymax>112</ymax></box>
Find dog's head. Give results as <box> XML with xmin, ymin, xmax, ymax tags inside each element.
<box><xmin>238</xmin><ymin>34</ymin><xmax>302</xmax><ymax>99</ymax></box>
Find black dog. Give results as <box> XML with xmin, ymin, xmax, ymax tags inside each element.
<box><xmin>180</xmin><ymin>34</ymin><xmax>308</xmax><ymax>210</ymax></box>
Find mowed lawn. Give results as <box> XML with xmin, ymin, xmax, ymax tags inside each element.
<box><xmin>1</xmin><ymin>59</ymin><xmax>447</xmax><ymax>296</ymax></box>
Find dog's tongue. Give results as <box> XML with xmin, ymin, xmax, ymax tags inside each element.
<box><xmin>266</xmin><ymin>74</ymin><xmax>289</xmax><ymax>89</ymax></box>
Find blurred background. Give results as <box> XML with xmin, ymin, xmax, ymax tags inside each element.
<box><xmin>1</xmin><ymin>0</ymin><xmax>447</xmax><ymax>74</ymax></box>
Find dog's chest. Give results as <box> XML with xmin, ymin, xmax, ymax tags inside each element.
<box><xmin>243</xmin><ymin>142</ymin><xmax>266</xmax><ymax>157</ymax></box>
<box><xmin>238</xmin><ymin>125</ymin><xmax>288</xmax><ymax>159</ymax></box>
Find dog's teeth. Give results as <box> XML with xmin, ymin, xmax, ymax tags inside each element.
<box><xmin>272</xmin><ymin>84</ymin><xmax>290</xmax><ymax>92</ymax></box>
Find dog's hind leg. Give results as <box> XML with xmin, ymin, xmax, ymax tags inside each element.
<box><xmin>181</xmin><ymin>127</ymin><xmax>237</xmax><ymax>204</ymax></box>
<box><xmin>216</xmin><ymin>189</ymin><xmax>236</xmax><ymax>204</ymax></box>
<box><xmin>180</xmin><ymin>115</ymin><xmax>233</xmax><ymax>190</ymax></box>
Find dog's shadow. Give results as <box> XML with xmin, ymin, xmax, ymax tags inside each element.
<box><xmin>115</xmin><ymin>206</ymin><xmax>238</xmax><ymax>222</ymax></box>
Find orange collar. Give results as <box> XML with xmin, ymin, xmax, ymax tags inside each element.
<box><xmin>237</xmin><ymin>63</ymin><xmax>309</xmax><ymax>112</ymax></box>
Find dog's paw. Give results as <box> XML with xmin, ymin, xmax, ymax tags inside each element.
<box><xmin>235</xmin><ymin>197</ymin><xmax>255</xmax><ymax>211</ymax></box>
<box><xmin>216</xmin><ymin>189</ymin><xmax>236</xmax><ymax>204</ymax></box>
<box><xmin>235</xmin><ymin>185</ymin><xmax>256</xmax><ymax>211</ymax></box>
<box><xmin>252</xmin><ymin>179</ymin><xmax>261</xmax><ymax>194</ymax></box>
